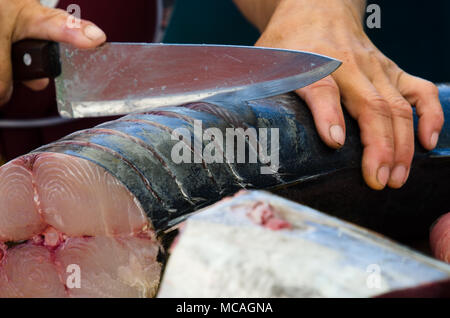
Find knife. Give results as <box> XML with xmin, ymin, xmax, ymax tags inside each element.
<box><xmin>12</xmin><ymin>40</ymin><xmax>341</xmax><ymax>118</ymax></box>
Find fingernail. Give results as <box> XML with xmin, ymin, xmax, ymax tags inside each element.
<box><xmin>430</xmin><ymin>132</ymin><xmax>439</xmax><ymax>149</ymax></box>
<box><xmin>84</xmin><ymin>25</ymin><xmax>105</xmax><ymax>41</ymax></box>
<box><xmin>390</xmin><ymin>165</ymin><xmax>407</xmax><ymax>186</ymax></box>
<box><xmin>330</xmin><ymin>125</ymin><xmax>345</xmax><ymax>146</ymax></box>
<box><xmin>377</xmin><ymin>165</ymin><xmax>390</xmax><ymax>187</ymax></box>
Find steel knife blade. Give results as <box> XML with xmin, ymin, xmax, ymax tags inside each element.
<box><xmin>12</xmin><ymin>41</ymin><xmax>341</xmax><ymax>118</ymax></box>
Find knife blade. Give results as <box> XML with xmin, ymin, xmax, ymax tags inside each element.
<box><xmin>12</xmin><ymin>41</ymin><xmax>341</xmax><ymax>118</ymax></box>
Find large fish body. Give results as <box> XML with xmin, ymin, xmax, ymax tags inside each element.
<box><xmin>34</xmin><ymin>84</ymin><xmax>450</xmax><ymax>238</ymax></box>
<box><xmin>0</xmin><ymin>84</ymin><xmax>449</xmax><ymax>297</ymax></box>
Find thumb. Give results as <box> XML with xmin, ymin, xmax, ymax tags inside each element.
<box><xmin>14</xmin><ymin>3</ymin><xmax>106</xmax><ymax>49</ymax></box>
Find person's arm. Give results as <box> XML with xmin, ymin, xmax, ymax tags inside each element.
<box><xmin>234</xmin><ymin>0</ymin><xmax>366</xmax><ymax>31</ymax></box>
<box><xmin>234</xmin><ymin>0</ymin><xmax>443</xmax><ymax>191</ymax></box>
<box><xmin>0</xmin><ymin>0</ymin><xmax>106</xmax><ymax>106</ymax></box>
<box><xmin>233</xmin><ymin>0</ymin><xmax>280</xmax><ymax>32</ymax></box>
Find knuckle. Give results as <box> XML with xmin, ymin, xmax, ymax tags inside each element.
<box><xmin>339</xmin><ymin>49</ymin><xmax>359</xmax><ymax>66</ymax></box>
<box><xmin>421</xmin><ymin>80</ymin><xmax>439</xmax><ymax>96</ymax></box>
<box><xmin>359</xmin><ymin>47</ymin><xmax>388</xmax><ymax>69</ymax></box>
<box><xmin>399</xmin><ymin>143</ymin><xmax>415</xmax><ymax>159</ymax></box>
<box><xmin>396</xmin><ymin>136</ymin><xmax>415</xmax><ymax>155</ymax></box>
<box><xmin>379</xmin><ymin>142</ymin><xmax>396</xmax><ymax>161</ymax></box>
<box><xmin>379</xmin><ymin>55</ymin><xmax>399</xmax><ymax>72</ymax></box>
<box><xmin>363</xmin><ymin>94</ymin><xmax>391</xmax><ymax>119</ymax></box>
<box><xmin>52</xmin><ymin>8</ymin><xmax>72</xmax><ymax>21</ymax></box>
<box><xmin>308</xmin><ymin>77</ymin><xmax>339</xmax><ymax>92</ymax></box>
<box><xmin>382</xmin><ymin>57</ymin><xmax>395</xmax><ymax>69</ymax></box>
<box><xmin>390</xmin><ymin>100</ymin><xmax>413</xmax><ymax>121</ymax></box>
<box><xmin>367</xmin><ymin>49</ymin><xmax>382</xmax><ymax>65</ymax></box>
<box><xmin>432</xmin><ymin>112</ymin><xmax>445</xmax><ymax>128</ymax></box>
<box><xmin>39</xmin><ymin>8</ymin><xmax>69</xmax><ymax>25</ymax></box>
<box><xmin>379</xmin><ymin>134</ymin><xmax>395</xmax><ymax>152</ymax></box>
<box><xmin>359</xmin><ymin>124</ymin><xmax>395</xmax><ymax>154</ymax></box>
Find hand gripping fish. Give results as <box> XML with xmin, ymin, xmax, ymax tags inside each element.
<box><xmin>0</xmin><ymin>84</ymin><xmax>449</xmax><ymax>297</ymax></box>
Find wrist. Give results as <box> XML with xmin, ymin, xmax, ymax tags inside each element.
<box><xmin>275</xmin><ymin>0</ymin><xmax>365</xmax><ymax>24</ymax></box>
<box><xmin>259</xmin><ymin>0</ymin><xmax>366</xmax><ymax>42</ymax></box>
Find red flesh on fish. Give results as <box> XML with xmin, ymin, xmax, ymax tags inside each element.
<box><xmin>246</xmin><ymin>202</ymin><xmax>291</xmax><ymax>230</ymax></box>
<box><xmin>0</xmin><ymin>153</ymin><xmax>161</xmax><ymax>297</ymax></box>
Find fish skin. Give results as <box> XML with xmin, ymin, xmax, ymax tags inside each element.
<box><xmin>30</xmin><ymin>84</ymin><xmax>450</xmax><ymax>239</ymax></box>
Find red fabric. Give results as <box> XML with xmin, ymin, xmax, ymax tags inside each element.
<box><xmin>0</xmin><ymin>0</ymin><xmax>158</xmax><ymax>161</ymax></box>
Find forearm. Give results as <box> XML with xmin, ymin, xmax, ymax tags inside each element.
<box><xmin>234</xmin><ymin>0</ymin><xmax>367</xmax><ymax>32</ymax></box>
<box><xmin>233</xmin><ymin>0</ymin><xmax>281</xmax><ymax>32</ymax></box>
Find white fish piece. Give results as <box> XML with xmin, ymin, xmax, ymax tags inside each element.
<box><xmin>158</xmin><ymin>191</ymin><xmax>450</xmax><ymax>298</ymax></box>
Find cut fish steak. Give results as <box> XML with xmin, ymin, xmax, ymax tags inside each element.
<box><xmin>0</xmin><ymin>153</ymin><xmax>161</xmax><ymax>298</ymax></box>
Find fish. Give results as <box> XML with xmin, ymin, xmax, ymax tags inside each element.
<box><xmin>0</xmin><ymin>153</ymin><xmax>162</xmax><ymax>297</ymax></box>
<box><xmin>0</xmin><ymin>84</ymin><xmax>449</xmax><ymax>297</ymax></box>
<box><xmin>158</xmin><ymin>191</ymin><xmax>450</xmax><ymax>298</ymax></box>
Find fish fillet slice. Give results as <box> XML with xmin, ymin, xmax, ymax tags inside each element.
<box><xmin>0</xmin><ymin>243</ymin><xmax>67</xmax><ymax>298</ymax></box>
<box><xmin>0</xmin><ymin>153</ymin><xmax>162</xmax><ymax>298</ymax></box>
<box><xmin>0</xmin><ymin>162</ymin><xmax>45</xmax><ymax>241</ymax></box>
<box><xmin>55</xmin><ymin>236</ymin><xmax>161</xmax><ymax>298</ymax></box>
<box><xmin>33</xmin><ymin>153</ymin><xmax>148</xmax><ymax>236</ymax></box>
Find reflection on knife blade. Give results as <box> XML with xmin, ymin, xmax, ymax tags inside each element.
<box><xmin>55</xmin><ymin>43</ymin><xmax>341</xmax><ymax>118</ymax></box>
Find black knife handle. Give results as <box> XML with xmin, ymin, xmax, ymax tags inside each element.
<box><xmin>12</xmin><ymin>40</ymin><xmax>61</xmax><ymax>81</ymax></box>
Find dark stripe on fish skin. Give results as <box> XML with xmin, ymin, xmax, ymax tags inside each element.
<box><xmin>180</xmin><ymin>102</ymin><xmax>245</xmax><ymax>128</ymax></box>
<box><xmin>142</xmin><ymin>111</ymin><xmax>195</xmax><ymax>126</ymax></box>
<box><xmin>178</xmin><ymin>102</ymin><xmax>285</xmax><ymax>184</ymax></box>
<box><xmin>103</xmin><ymin>119</ymin><xmax>218</xmax><ymax>188</ymax></box>
<box><xmin>125</xmin><ymin>108</ymin><xmax>246</xmax><ymax>185</ymax></box>
<box><xmin>95</xmin><ymin>120</ymin><xmax>223</xmax><ymax>206</ymax></box>
<box><xmin>117</xmin><ymin>118</ymin><xmax>245</xmax><ymax>190</ymax></box>
<box><xmin>68</xmin><ymin>128</ymin><xmax>178</xmax><ymax>180</ymax></box>
<box><xmin>117</xmin><ymin>115</ymin><xmax>248</xmax><ymax>192</ymax></box>
<box><xmin>151</xmin><ymin>106</ymin><xmax>283</xmax><ymax>185</ymax></box>
<box><xmin>61</xmin><ymin>129</ymin><xmax>196</xmax><ymax>211</ymax></box>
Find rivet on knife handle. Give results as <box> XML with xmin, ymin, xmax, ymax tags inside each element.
<box><xmin>12</xmin><ymin>40</ymin><xmax>61</xmax><ymax>81</ymax></box>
